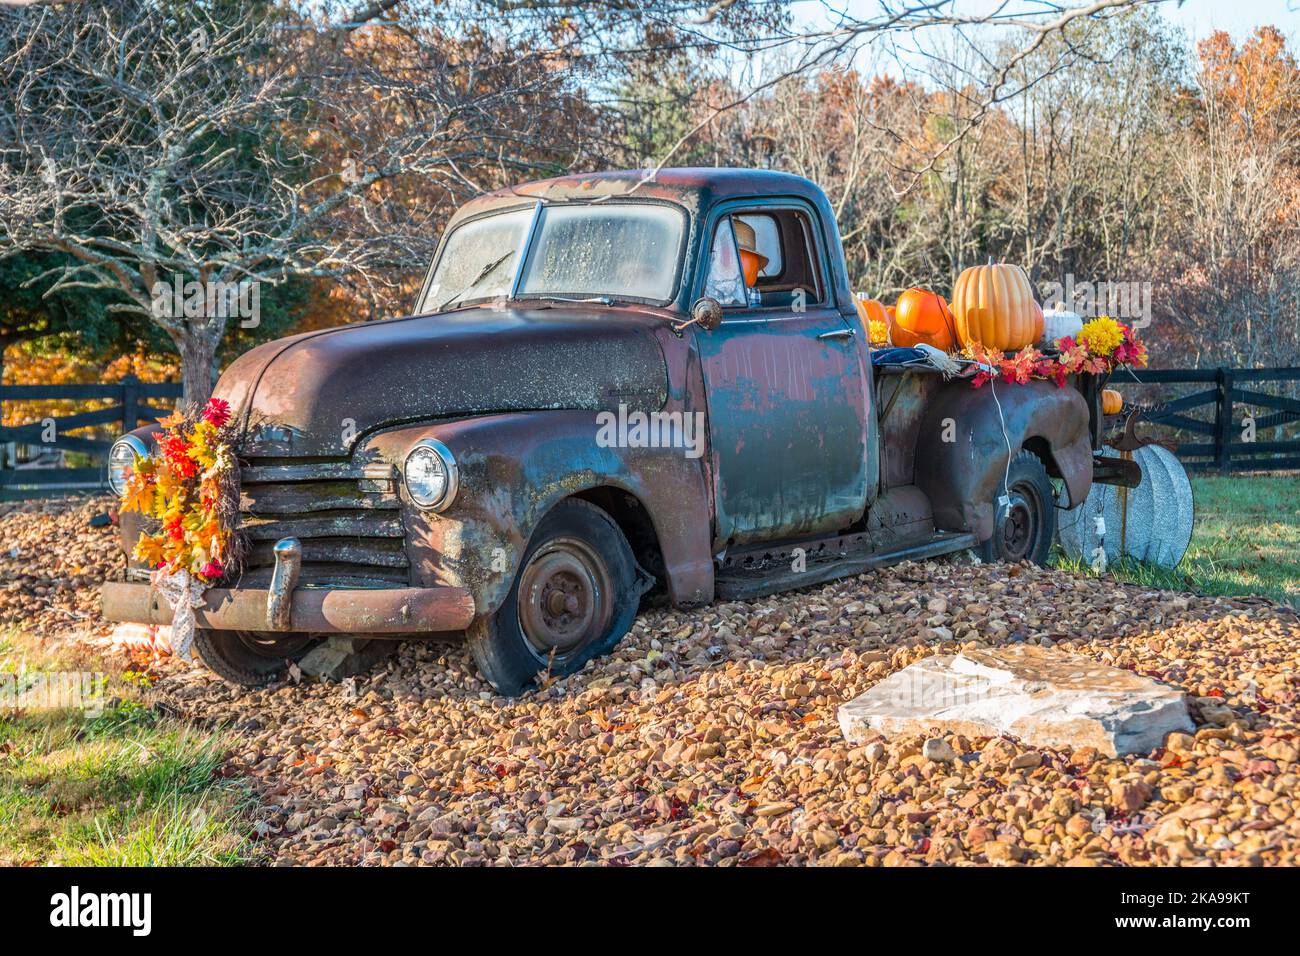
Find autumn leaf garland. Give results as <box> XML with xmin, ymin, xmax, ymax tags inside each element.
<box><xmin>121</xmin><ymin>397</ymin><xmax>241</xmax><ymax>583</ymax></box>
<box><xmin>966</xmin><ymin>316</ymin><xmax>1147</xmax><ymax>389</ymax></box>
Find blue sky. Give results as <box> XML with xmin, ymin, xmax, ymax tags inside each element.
<box><xmin>1157</xmin><ymin>0</ymin><xmax>1297</xmax><ymax>39</ymax></box>
<box><xmin>794</xmin><ymin>0</ymin><xmax>1296</xmax><ymax>44</ymax></box>
<box><xmin>760</xmin><ymin>0</ymin><xmax>1298</xmax><ymax>85</ymax></box>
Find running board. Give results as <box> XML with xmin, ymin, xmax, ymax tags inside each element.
<box><xmin>713</xmin><ymin>531</ymin><xmax>979</xmax><ymax>602</ymax></box>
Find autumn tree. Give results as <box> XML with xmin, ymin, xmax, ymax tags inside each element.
<box><xmin>0</xmin><ymin>0</ymin><xmax>790</xmax><ymax>399</ymax></box>
<box><xmin>0</xmin><ymin>250</ymin><xmax>132</xmax><ymax>386</ymax></box>
<box><xmin>1159</xmin><ymin>27</ymin><xmax>1300</xmax><ymax>367</ymax></box>
<box><xmin>0</xmin><ymin>1</ymin><xmax>340</xmax><ymax>403</ymax></box>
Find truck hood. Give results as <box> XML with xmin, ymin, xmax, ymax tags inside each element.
<box><xmin>215</xmin><ymin>306</ymin><xmax>669</xmax><ymax>458</ymax></box>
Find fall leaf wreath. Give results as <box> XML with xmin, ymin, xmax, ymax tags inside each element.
<box><xmin>120</xmin><ymin>397</ymin><xmax>246</xmax><ymax>658</ymax></box>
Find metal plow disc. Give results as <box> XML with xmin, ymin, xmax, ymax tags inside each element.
<box><xmin>1057</xmin><ymin>444</ymin><xmax>1194</xmax><ymax>570</ymax></box>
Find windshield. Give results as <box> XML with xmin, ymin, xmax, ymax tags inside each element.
<box><xmin>423</xmin><ymin>207</ymin><xmax>533</xmax><ymax>312</ymax></box>
<box><xmin>423</xmin><ymin>202</ymin><xmax>685</xmax><ymax>312</ymax></box>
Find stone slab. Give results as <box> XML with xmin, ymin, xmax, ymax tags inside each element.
<box><xmin>838</xmin><ymin>644</ymin><xmax>1193</xmax><ymax>757</ymax></box>
<box><xmin>297</xmin><ymin>636</ymin><xmax>395</xmax><ymax>681</ymax></box>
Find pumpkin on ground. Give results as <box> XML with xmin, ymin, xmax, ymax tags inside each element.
<box><xmin>951</xmin><ymin>262</ymin><xmax>1043</xmax><ymax>351</ymax></box>
<box><xmin>892</xmin><ymin>288</ymin><xmax>956</xmax><ymax>352</ymax></box>
<box><xmin>1102</xmin><ymin>388</ymin><xmax>1123</xmax><ymax>415</ymax></box>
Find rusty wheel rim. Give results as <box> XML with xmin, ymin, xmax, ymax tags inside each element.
<box><xmin>1000</xmin><ymin>483</ymin><xmax>1042</xmax><ymax>562</ymax></box>
<box><xmin>517</xmin><ymin>537</ymin><xmax>613</xmax><ymax>662</ymax></box>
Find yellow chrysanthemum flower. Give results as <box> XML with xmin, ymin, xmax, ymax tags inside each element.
<box><xmin>1077</xmin><ymin>316</ymin><xmax>1124</xmax><ymax>357</ymax></box>
<box><xmin>868</xmin><ymin>319</ymin><xmax>890</xmax><ymax>347</ymax></box>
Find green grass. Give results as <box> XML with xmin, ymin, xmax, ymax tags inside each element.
<box><xmin>0</xmin><ymin>631</ymin><xmax>259</xmax><ymax>866</ymax></box>
<box><xmin>1054</xmin><ymin>473</ymin><xmax>1300</xmax><ymax>608</ymax></box>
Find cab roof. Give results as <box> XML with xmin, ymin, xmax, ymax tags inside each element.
<box><xmin>453</xmin><ymin>167</ymin><xmax>829</xmax><ymax>221</ymax></box>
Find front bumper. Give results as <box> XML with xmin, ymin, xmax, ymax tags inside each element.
<box><xmin>101</xmin><ymin>582</ymin><xmax>476</xmax><ymax>636</ymax></box>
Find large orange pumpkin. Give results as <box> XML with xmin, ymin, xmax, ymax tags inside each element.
<box><xmin>950</xmin><ymin>262</ymin><xmax>1043</xmax><ymax>351</ymax></box>
<box><xmin>891</xmin><ymin>288</ymin><xmax>956</xmax><ymax>352</ymax></box>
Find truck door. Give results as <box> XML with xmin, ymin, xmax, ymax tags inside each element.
<box><xmin>695</xmin><ymin>204</ymin><xmax>869</xmax><ymax>547</ymax></box>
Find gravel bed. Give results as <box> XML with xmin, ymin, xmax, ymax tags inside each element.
<box><xmin>0</xmin><ymin>496</ymin><xmax>121</xmax><ymax>637</ymax></box>
<box><xmin>5</xmin><ymin>499</ymin><xmax>1298</xmax><ymax>866</ymax></box>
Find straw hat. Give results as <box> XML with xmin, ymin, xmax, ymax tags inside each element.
<box><xmin>732</xmin><ymin>219</ymin><xmax>769</xmax><ymax>286</ymax></box>
<box><xmin>732</xmin><ymin>219</ymin><xmax>769</xmax><ymax>271</ymax></box>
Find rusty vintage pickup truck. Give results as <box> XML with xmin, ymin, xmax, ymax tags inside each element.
<box><xmin>102</xmin><ymin>169</ymin><xmax>1101</xmax><ymax>693</ymax></box>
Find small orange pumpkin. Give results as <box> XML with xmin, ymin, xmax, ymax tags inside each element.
<box><xmin>854</xmin><ymin>296</ymin><xmax>891</xmax><ymax>346</ymax></box>
<box><xmin>854</xmin><ymin>295</ymin><xmax>888</xmax><ymax>327</ymax></box>
<box><xmin>892</xmin><ymin>288</ymin><xmax>957</xmax><ymax>352</ymax></box>
<box><xmin>1102</xmin><ymin>388</ymin><xmax>1123</xmax><ymax>415</ymax></box>
<box><xmin>951</xmin><ymin>262</ymin><xmax>1043</xmax><ymax>351</ymax></box>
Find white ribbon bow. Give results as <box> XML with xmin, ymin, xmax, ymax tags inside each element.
<box><xmin>151</xmin><ymin>568</ymin><xmax>207</xmax><ymax>661</ymax></box>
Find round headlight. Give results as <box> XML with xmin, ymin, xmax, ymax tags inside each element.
<box><xmin>403</xmin><ymin>439</ymin><xmax>458</xmax><ymax>511</ymax></box>
<box><xmin>108</xmin><ymin>435</ymin><xmax>147</xmax><ymax>497</ymax></box>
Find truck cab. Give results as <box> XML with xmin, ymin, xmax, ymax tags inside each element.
<box><xmin>103</xmin><ymin>169</ymin><xmax>1094</xmax><ymax>694</ymax></box>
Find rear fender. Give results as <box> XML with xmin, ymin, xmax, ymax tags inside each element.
<box><xmin>914</xmin><ymin>380</ymin><xmax>1092</xmax><ymax>541</ymax></box>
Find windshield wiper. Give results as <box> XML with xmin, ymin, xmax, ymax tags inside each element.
<box><xmin>523</xmin><ymin>294</ymin><xmax>615</xmax><ymax>306</ymax></box>
<box><xmin>436</xmin><ymin>251</ymin><xmax>514</xmax><ymax>310</ymax></box>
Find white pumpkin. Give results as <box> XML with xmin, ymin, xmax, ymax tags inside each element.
<box><xmin>1040</xmin><ymin>303</ymin><xmax>1084</xmax><ymax>347</ymax></box>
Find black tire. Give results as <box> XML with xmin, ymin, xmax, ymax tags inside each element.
<box><xmin>469</xmin><ymin>499</ymin><xmax>642</xmax><ymax>696</ymax></box>
<box><xmin>978</xmin><ymin>450</ymin><xmax>1056</xmax><ymax>566</ymax></box>
<box><xmin>193</xmin><ymin>629</ymin><xmax>319</xmax><ymax>688</ymax></box>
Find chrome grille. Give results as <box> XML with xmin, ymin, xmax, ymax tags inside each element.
<box><xmin>237</xmin><ymin>459</ymin><xmax>409</xmax><ymax>588</ymax></box>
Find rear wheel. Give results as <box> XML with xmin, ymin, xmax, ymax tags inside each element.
<box><xmin>193</xmin><ymin>629</ymin><xmax>319</xmax><ymax>687</ymax></box>
<box><xmin>978</xmin><ymin>450</ymin><xmax>1055</xmax><ymax>566</ymax></box>
<box><xmin>469</xmin><ymin>499</ymin><xmax>642</xmax><ymax>695</ymax></box>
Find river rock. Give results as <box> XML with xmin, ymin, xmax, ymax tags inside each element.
<box><xmin>838</xmin><ymin>645</ymin><xmax>1193</xmax><ymax>757</ymax></box>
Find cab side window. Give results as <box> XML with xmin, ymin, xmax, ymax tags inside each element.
<box><xmin>702</xmin><ymin>208</ymin><xmax>824</xmax><ymax>312</ymax></box>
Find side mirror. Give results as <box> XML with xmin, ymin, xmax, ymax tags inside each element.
<box><xmin>678</xmin><ymin>297</ymin><xmax>723</xmax><ymax>334</ymax></box>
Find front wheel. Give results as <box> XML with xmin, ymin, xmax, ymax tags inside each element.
<box><xmin>978</xmin><ymin>450</ymin><xmax>1056</xmax><ymax>566</ymax></box>
<box><xmin>193</xmin><ymin>629</ymin><xmax>319</xmax><ymax>687</ymax></box>
<box><xmin>469</xmin><ymin>499</ymin><xmax>642</xmax><ymax>695</ymax></box>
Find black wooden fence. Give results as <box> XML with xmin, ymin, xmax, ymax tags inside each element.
<box><xmin>1115</xmin><ymin>367</ymin><xmax>1300</xmax><ymax>473</ymax></box>
<box><xmin>0</xmin><ymin>375</ymin><xmax>182</xmax><ymax>500</ymax></box>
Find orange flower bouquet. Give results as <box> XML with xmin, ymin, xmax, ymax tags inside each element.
<box><xmin>120</xmin><ymin>397</ymin><xmax>244</xmax><ymax>658</ymax></box>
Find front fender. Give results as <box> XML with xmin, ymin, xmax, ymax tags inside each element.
<box><xmin>362</xmin><ymin>411</ymin><xmax>715</xmax><ymax>618</ymax></box>
<box><xmin>914</xmin><ymin>380</ymin><xmax>1092</xmax><ymax>541</ymax></box>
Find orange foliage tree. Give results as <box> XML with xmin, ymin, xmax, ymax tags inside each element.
<box><xmin>1157</xmin><ymin>27</ymin><xmax>1300</xmax><ymax>367</ymax></box>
